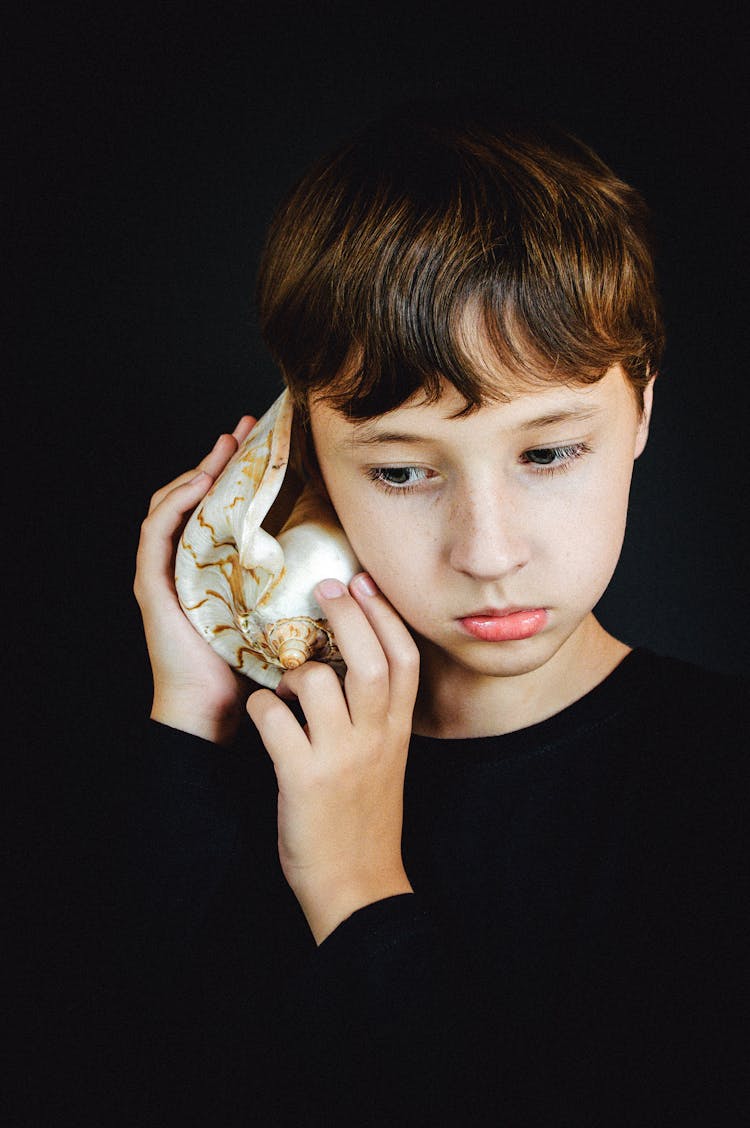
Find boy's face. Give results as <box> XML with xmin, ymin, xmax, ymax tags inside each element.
<box><xmin>309</xmin><ymin>363</ymin><xmax>652</xmax><ymax>685</ymax></box>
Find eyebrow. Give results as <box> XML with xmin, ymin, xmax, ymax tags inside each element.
<box><xmin>347</xmin><ymin>406</ymin><xmax>603</xmax><ymax>446</ymax></box>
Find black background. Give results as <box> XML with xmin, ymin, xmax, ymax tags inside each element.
<box><xmin>13</xmin><ymin>3</ymin><xmax>749</xmax><ymax>743</ymax></box>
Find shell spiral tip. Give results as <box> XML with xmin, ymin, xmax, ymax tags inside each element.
<box><xmin>278</xmin><ymin>640</ymin><xmax>313</xmax><ymax>669</ymax></box>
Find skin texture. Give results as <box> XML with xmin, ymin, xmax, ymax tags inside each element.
<box><xmin>135</xmin><ymin>363</ymin><xmax>652</xmax><ymax>943</ymax></box>
<box><xmin>308</xmin><ymin>364</ymin><xmax>653</xmax><ymax>739</ymax></box>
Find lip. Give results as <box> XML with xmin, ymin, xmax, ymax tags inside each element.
<box><xmin>457</xmin><ymin>607</ymin><xmax>549</xmax><ymax>642</ymax></box>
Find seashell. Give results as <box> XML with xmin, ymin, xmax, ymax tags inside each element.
<box><xmin>174</xmin><ymin>389</ymin><xmax>361</xmax><ymax>688</ymax></box>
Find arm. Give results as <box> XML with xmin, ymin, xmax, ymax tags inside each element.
<box><xmin>103</xmin><ymin>416</ymin><xmax>317</xmax><ymax>1119</ymax></box>
<box><xmin>246</xmin><ymin>578</ymin><xmax>495</xmax><ymax>1118</ymax></box>
<box><xmin>124</xmin><ymin>410</ymin><xmax>320</xmax><ymax>994</ymax></box>
<box><xmin>246</xmin><ymin>573</ymin><xmax>419</xmax><ymax>944</ymax></box>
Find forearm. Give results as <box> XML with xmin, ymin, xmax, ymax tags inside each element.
<box><xmin>108</xmin><ymin>719</ymin><xmax>253</xmax><ymax>952</ymax></box>
<box><xmin>294</xmin><ymin>894</ymin><xmax>498</xmax><ymax>1122</ymax></box>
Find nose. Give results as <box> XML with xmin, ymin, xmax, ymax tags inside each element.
<box><xmin>447</xmin><ymin>482</ymin><xmax>530</xmax><ymax>580</ymax></box>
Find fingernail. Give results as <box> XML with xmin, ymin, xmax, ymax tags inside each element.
<box><xmin>316</xmin><ymin>578</ymin><xmax>346</xmax><ymax>599</ymax></box>
<box><xmin>351</xmin><ymin>572</ymin><xmax>378</xmax><ymax>597</ymax></box>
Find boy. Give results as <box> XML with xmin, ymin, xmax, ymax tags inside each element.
<box><xmin>129</xmin><ymin>99</ymin><xmax>745</xmax><ymax>1124</ymax></box>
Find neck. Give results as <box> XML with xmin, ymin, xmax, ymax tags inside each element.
<box><xmin>411</xmin><ymin>615</ymin><xmax>630</xmax><ymax>739</ymax></box>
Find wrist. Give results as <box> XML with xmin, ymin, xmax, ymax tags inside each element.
<box><xmin>300</xmin><ymin>869</ymin><xmax>414</xmax><ymax>946</ymax></box>
<box><xmin>151</xmin><ymin>692</ymin><xmax>243</xmax><ymax>746</ymax></box>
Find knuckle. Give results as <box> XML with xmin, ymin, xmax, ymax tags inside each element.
<box><xmin>139</xmin><ymin>512</ymin><xmax>155</xmax><ymax>538</ymax></box>
<box><xmin>394</xmin><ymin>636</ymin><xmax>420</xmax><ymax>670</ymax></box>
<box><xmin>399</xmin><ymin>647</ymin><xmax>421</xmax><ymax>676</ymax></box>
<box><xmin>310</xmin><ymin>753</ymin><xmax>356</xmax><ymax>788</ymax></box>
<box><xmin>353</xmin><ymin>657</ymin><xmax>389</xmax><ymax>687</ymax></box>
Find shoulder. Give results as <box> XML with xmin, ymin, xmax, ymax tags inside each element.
<box><xmin>615</xmin><ymin>650</ymin><xmax>748</xmax><ymax>836</ymax></box>
<box><xmin>621</xmin><ymin>648</ymin><xmax>748</xmax><ymax>741</ymax></box>
<box><xmin>637</xmin><ymin>647</ymin><xmax>746</xmax><ymax>695</ymax></box>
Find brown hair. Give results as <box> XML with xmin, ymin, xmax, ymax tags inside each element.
<box><xmin>256</xmin><ymin>96</ymin><xmax>664</xmax><ymax>421</ymax></box>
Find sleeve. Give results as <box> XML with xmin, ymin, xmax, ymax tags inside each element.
<box><xmin>107</xmin><ymin>719</ymin><xmax>254</xmax><ymax>953</ymax></box>
<box><xmin>288</xmin><ymin>895</ymin><xmax>519</xmax><ymax>1125</ymax></box>
<box><xmin>92</xmin><ymin>724</ymin><xmax>494</xmax><ymax>1124</ymax></box>
<box><xmin>83</xmin><ymin>718</ymin><xmax>316</xmax><ymax>1126</ymax></box>
<box><xmin>76</xmin><ymin>722</ymin><xmax>526</xmax><ymax>1125</ymax></box>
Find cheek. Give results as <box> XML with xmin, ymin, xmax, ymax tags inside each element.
<box><xmin>335</xmin><ymin>502</ymin><xmax>436</xmax><ymax>613</ymax></box>
<box><xmin>333</xmin><ymin>495</ymin><xmax>418</xmax><ymax>574</ymax></box>
<box><xmin>355</xmin><ymin>527</ymin><xmax>431</xmax><ymax>585</ymax></box>
<box><xmin>554</xmin><ymin>475</ymin><xmax>631</xmax><ymax>586</ymax></box>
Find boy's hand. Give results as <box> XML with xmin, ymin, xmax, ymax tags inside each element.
<box><xmin>134</xmin><ymin>416</ymin><xmax>257</xmax><ymax>745</ymax></box>
<box><xmin>247</xmin><ymin>574</ymin><xmax>420</xmax><ymax>944</ymax></box>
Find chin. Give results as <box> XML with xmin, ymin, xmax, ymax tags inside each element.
<box><xmin>429</xmin><ymin>630</ymin><xmax>568</xmax><ymax>679</ymax></box>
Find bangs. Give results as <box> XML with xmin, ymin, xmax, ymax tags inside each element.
<box><xmin>257</xmin><ymin>103</ymin><xmax>663</xmax><ymax>421</ymax></box>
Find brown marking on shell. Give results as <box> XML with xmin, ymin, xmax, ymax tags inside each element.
<box><xmin>194</xmin><ymin>552</ymin><xmax>235</xmax><ymax>570</ymax></box>
<box><xmin>236</xmin><ymin>647</ymin><xmax>272</xmax><ymax>673</ymax></box>
<box><xmin>253</xmin><ymin>564</ymin><xmax>285</xmax><ymax>610</ymax></box>
<box><xmin>225</xmin><ymin>553</ymin><xmax>250</xmax><ymax>618</ymax></box>
<box><xmin>237</xmin><ymin>427</ymin><xmax>276</xmax><ymax>491</ymax></box>
<box><xmin>178</xmin><ymin>533</ymin><xmax>237</xmax><ymax>571</ymax></box>
<box><xmin>181</xmin><ymin>596</ymin><xmax>210</xmax><ymax>611</ymax></box>
<box><xmin>196</xmin><ymin>508</ymin><xmax>217</xmax><ymax>539</ymax></box>
<box><xmin>194</xmin><ymin>509</ymin><xmax>235</xmax><ymax>550</ymax></box>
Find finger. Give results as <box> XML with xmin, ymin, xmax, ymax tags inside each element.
<box><xmin>147</xmin><ymin>417</ymin><xmax>256</xmax><ymax>514</ymax></box>
<box><xmin>197</xmin><ymin>431</ymin><xmax>243</xmax><ymax>478</ymax></box>
<box><xmin>312</xmin><ymin>579</ymin><xmax>394</xmax><ymax>728</ymax></box>
<box><xmin>274</xmin><ymin>661</ymin><xmax>351</xmax><ymax>746</ymax></box>
<box><xmin>347</xmin><ymin>573</ymin><xmax>420</xmax><ymax>718</ymax></box>
<box><xmin>246</xmin><ymin>686</ymin><xmax>310</xmax><ymax>770</ymax></box>
<box><xmin>147</xmin><ymin>433</ymin><xmax>238</xmax><ymax>514</ymax></box>
<box><xmin>231</xmin><ymin>414</ymin><xmax>257</xmax><ymax>443</ymax></box>
<box><xmin>136</xmin><ymin>471</ymin><xmax>215</xmax><ymax>597</ymax></box>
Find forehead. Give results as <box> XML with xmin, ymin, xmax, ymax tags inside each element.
<box><xmin>310</xmin><ymin>364</ymin><xmax>634</xmax><ymax>450</ymax></box>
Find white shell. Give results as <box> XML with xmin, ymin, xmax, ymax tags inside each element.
<box><xmin>175</xmin><ymin>390</ymin><xmax>361</xmax><ymax>687</ymax></box>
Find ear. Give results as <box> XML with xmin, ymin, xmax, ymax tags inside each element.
<box><xmin>634</xmin><ymin>376</ymin><xmax>655</xmax><ymax>459</ymax></box>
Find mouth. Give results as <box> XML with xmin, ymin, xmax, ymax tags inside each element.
<box><xmin>456</xmin><ymin>607</ymin><xmax>549</xmax><ymax>642</ymax></box>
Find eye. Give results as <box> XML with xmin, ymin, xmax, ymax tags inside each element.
<box><xmin>521</xmin><ymin>443</ymin><xmax>589</xmax><ymax>474</ymax></box>
<box><xmin>524</xmin><ymin>448</ymin><xmax>558</xmax><ymax>465</ymax></box>
<box><xmin>367</xmin><ymin>466</ymin><xmax>432</xmax><ymax>494</ymax></box>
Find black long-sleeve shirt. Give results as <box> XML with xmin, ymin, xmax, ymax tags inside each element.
<box><xmin>52</xmin><ymin>649</ymin><xmax>748</xmax><ymax>1125</ymax></box>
